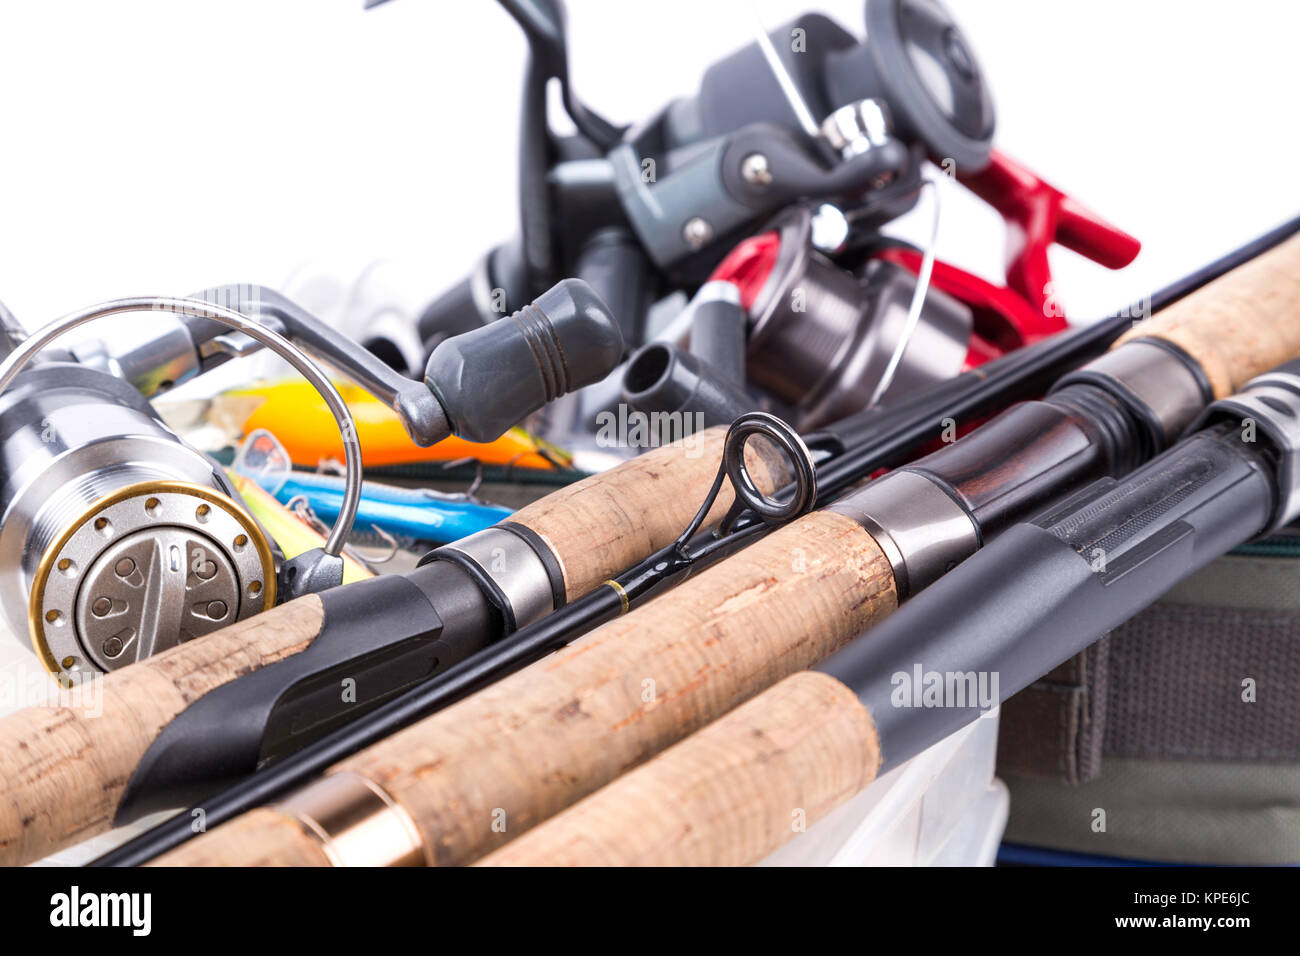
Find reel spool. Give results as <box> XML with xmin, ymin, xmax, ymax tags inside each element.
<box><xmin>710</xmin><ymin>205</ymin><xmax>973</xmax><ymax>429</ymax></box>
<box><xmin>0</xmin><ymin>297</ymin><xmax>363</xmax><ymax>681</ymax></box>
<box><xmin>0</xmin><ymin>364</ymin><xmax>275</xmax><ymax>677</ymax></box>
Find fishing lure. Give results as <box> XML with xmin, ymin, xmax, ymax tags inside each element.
<box><xmin>233</xmin><ymin>431</ymin><xmax>513</xmax><ymax>546</ymax></box>
<box><xmin>217</xmin><ymin>379</ymin><xmax>570</xmax><ymax>470</ymax></box>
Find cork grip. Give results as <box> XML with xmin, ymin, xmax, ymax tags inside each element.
<box><xmin>313</xmin><ymin>510</ymin><xmax>894</xmax><ymax>867</ymax></box>
<box><xmin>0</xmin><ymin>427</ymin><xmax>778</xmax><ymax>866</ymax></box>
<box><xmin>0</xmin><ymin>596</ymin><xmax>324</xmax><ymax>866</ymax></box>
<box><xmin>477</xmin><ymin>671</ymin><xmax>878</xmax><ymax>866</ymax></box>
<box><xmin>1115</xmin><ymin>232</ymin><xmax>1300</xmax><ymax>397</ymax></box>
<box><xmin>151</xmin><ymin>808</ymin><xmax>332</xmax><ymax>867</ymax></box>
<box><xmin>510</xmin><ymin>425</ymin><xmax>789</xmax><ymax>600</ymax></box>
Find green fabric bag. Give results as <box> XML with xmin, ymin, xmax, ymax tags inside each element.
<box><xmin>997</xmin><ymin>530</ymin><xmax>1300</xmax><ymax>864</ymax></box>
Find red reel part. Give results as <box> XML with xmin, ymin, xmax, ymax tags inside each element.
<box><xmin>711</xmin><ymin>231</ymin><xmax>781</xmax><ymax>314</ymax></box>
<box><xmin>959</xmin><ymin>148</ymin><xmax>1142</xmax><ymax>321</ymax></box>
<box><xmin>710</xmin><ymin>148</ymin><xmax>1140</xmax><ymax>378</ymax></box>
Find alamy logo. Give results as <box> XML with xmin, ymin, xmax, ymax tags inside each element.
<box><xmin>890</xmin><ymin>664</ymin><xmax>999</xmax><ymax>711</ymax></box>
<box><xmin>0</xmin><ymin>666</ymin><xmax>102</xmax><ymax>716</ymax></box>
<box><xmin>594</xmin><ymin>405</ymin><xmax>706</xmax><ymax>457</ymax></box>
<box><xmin>49</xmin><ymin>886</ymin><xmax>151</xmax><ymax>936</ymax></box>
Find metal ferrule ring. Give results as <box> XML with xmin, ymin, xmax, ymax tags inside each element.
<box><xmin>273</xmin><ymin>771</ymin><xmax>424</xmax><ymax>868</ymax></box>
<box><xmin>828</xmin><ymin>470</ymin><xmax>980</xmax><ymax>600</ymax></box>
<box><xmin>1196</xmin><ymin>364</ymin><xmax>1300</xmax><ymax>532</ymax></box>
<box><xmin>1058</xmin><ymin>338</ymin><xmax>1212</xmax><ymax>448</ymax></box>
<box><xmin>434</xmin><ymin>526</ymin><xmax>557</xmax><ymax>631</ymax></box>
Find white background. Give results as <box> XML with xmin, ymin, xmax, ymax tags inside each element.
<box><xmin>0</xmin><ymin>0</ymin><xmax>1297</xmax><ymax>330</ymax></box>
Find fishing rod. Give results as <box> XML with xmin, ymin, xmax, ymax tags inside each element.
<box><xmin>0</xmin><ymin>258</ymin><xmax>1078</xmax><ymax>867</ymax></box>
<box><xmin>78</xmin><ymin>302</ymin><xmax>1131</xmax><ymax>869</ymax></box>
<box><xmin>93</xmin><ymin>216</ymin><xmax>1300</xmax><ymax>868</ymax></box>
<box><xmin>101</xmin><ymin>225</ymin><xmax>1300</xmax><ymax>867</ymax></box>
<box><xmin>78</xmin><ymin>253</ymin><xmax>1205</xmax><ymax>869</ymax></box>
<box><xmin>78</xmin><ymin>232</ymin><xmax>1257</xmax><ymax>870</ymax></box>
<box><xmin>468</xmin><ymin>360</ymin><xmax>1300</xmax><ymax>866</ymax></box>
<box><xmin>0</xmin><ymin>412</ymin><xmax>800</xmax><ymax>866</ymax></box>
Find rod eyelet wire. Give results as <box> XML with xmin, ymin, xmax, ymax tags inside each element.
<box><xmin>0</xmin><ymin>296</ymin><xmax>363</xmax><ymax>558</ymax></box>
<box><xmin>671</xmin><ymin>411</ymin><xmax>818</xmax><ymax>556</ymax></box>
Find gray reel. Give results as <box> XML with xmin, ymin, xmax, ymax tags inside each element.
<box><xmin>0</xmin><ymin>296</ymin><xmax>360</xmax><ymax>681</ymax></box>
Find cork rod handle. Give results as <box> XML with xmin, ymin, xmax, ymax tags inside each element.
<box><xmin>1115</xmin><ymin>232</ymin><xmax>1300</xmax><ymax>397</ymax></box>
<box><xmin>0</xmin><ymin>427</ymin><xmax>781</xmax><ymax>866</ymax></box>
<box><xmin>164</xmin><ymin>511</ymin><xmax>896</xmax><ymax>867</ymax></box>
<box><xmin>510</xmin><ymin>425</ymin><xmax>788</xmax><ymax>600</ymax></box>
<box><xmin>476</xmin><ymin>671</ymin><xmax>878</xmax><ymax>867</ymax></box>
<box><xmin>151</xmin><ymin>808</ymin><xmax>332</xmax><ymax>867</ymax></box>
<box><xmin>0</xmin><ymin>596</ymin><xmax>325</xmax><ymax>866</ymax></box>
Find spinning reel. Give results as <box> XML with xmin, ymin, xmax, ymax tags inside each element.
<box><xmin>0</xmin><ymin>280</ymin><xmax>622</xmax><ymax>680</ymax></box>
<box><xmin>398</xmin><ymin>0</ymin><xmax>998</xmax><ymax>364</ymax></box>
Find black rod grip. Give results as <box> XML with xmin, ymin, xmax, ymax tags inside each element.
<box><xmin>820</xmin><ymin>426</ymin><xmax>1275</xmax><ymax>773</ymax></box>
<box><xmin>113</xmin><ymin>561</ymin><xmax>498</xmax><ymax>823</ymax></box>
